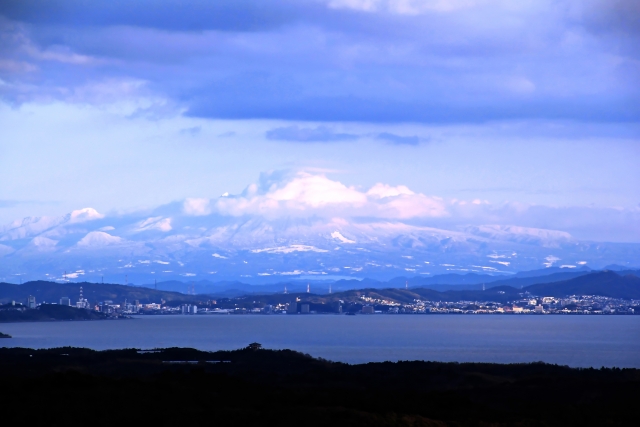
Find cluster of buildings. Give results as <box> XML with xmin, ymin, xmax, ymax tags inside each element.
<box><xmin>7</xmin><ymin>287</ymin><xmax>636</xmax><ymax>317</ymax></box>
<box><xmin>387</xmin><ymin>295</ymin><xmax>638</xmax><ymax>315</ymax></box>
<box><xmin>8</xmin><ymin>290</ymin><xmax>164</xmax><ymax>317</ymax></box>
<box><xmin>85</xmin><ymin>294</ymin><xmax>638</xmax><ymax>316</ymax></box>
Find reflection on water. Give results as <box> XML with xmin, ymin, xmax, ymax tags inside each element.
<box><xmin>1</xmin><ymin>315</ymin><xmax>638</xmax><ymax>367</ymax></box>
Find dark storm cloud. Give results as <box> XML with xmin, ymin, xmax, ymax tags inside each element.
<box><xmin>266</xmin><ymin>125</ymin><xmax>358</xmax><ymax>142</ymax></box>
<box><xmin>376</xmin><ymin>133</ymin><xmax>422</xmax><ymax>146</ymax></box>
<box><xmin>0</xmin><ymin>0</ymin><xmax>304</xmax><ymax>32</ymax></box>
<box><xmin>0</xmin><ymin>0</ymin><xmax>638</xmax><ymax>124</ymax></box>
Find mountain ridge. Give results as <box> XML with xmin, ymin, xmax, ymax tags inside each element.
<box><xmin>1</xmin><ymin>206</ymin><xmax>639</xmax><ymax>284</ymax></box>
<box><xmin>2</xmin><ymin>270</ymin><xmax>638</xmax><ymax>304</ymax></box>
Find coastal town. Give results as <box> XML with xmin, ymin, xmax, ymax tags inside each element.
<box><xmin>4</xmin><ymin>288</ymin><xmax>637</xmax><ymax>318</ymax></box>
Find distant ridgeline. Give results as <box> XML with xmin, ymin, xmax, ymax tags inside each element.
<box><xmin>0</xmin><ymin>303</ymin><xmax>106</xmax><ymax>322</ymax></box>
<box><xmin>1</xmin><ymin>269</ymin><xmax>638</xmax><ymax>310</ymax></box>
<box><xmin>134</xmin><ymin>265</ymin><xmax>640</xmax><ymax>297</ymax></box>
<box><xmin>0</xmin><ymin>281</ymin><xmax>199</xmax><ymax>306</ymax></box>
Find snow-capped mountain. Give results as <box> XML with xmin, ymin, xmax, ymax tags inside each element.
<box><xmin>1</xmin><ymin>205</ymin><xmax>638</xmax><ymax>284</ymax></box>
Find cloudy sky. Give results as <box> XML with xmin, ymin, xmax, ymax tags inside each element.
<box><xmin>0</xmin><ymin>0</ymin><xmax>638</xmax><ymax>241</ymax></box>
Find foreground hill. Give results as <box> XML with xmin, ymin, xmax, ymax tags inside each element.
<box><xmin>204</xmin><ymin>271</ymin><xmax>640</xmax><ymax>313</ymax></box>
<box><xmin>313</xmin><ymin>271</ymin><xmax>640</xmax><ymax>305</ymax></box>
<box><xmin>0</xmin><ymin>281</ymin><xmax>197</xmax><ymax>305</ymax></box>
<box><xmin>1</xmin><ymin>271</ymin><xmax>638</xmax><ymax>308</ymax></box>
<box><xmin>147</xmin><ymin>267</ymin><xmax>636</xmax><ymax>296</ymax></box>
<box><xmin>0</xmin><ymin>304</ymin><xmax>107</xmax><ymax>322</ymax></box>
<box><xmin>523</xmin><ymin>271</ymin><xmax>640</xmax><ymax>299</ymax></box>
<box><xmin>399</xmin><ymin>270</ymin><xmax>640</xmax><ymax>302</ymax></box>
<box><xmin>0</xmin><ymin>346</ymin><xmax>637</xmax><ymax>426</ymax></box>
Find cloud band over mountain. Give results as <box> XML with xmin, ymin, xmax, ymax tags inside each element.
<box><xmin>1</xmin><ymin>171</ymin><xmax>638</xmax><ymax>283</ymax></box>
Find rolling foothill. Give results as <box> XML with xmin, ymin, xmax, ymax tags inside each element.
<box><xmin>1</xmin><ymin>268</ymin><xmax>638</xmax><ymax>321</ymax></box>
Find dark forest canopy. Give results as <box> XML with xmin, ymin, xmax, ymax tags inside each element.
<box><xmin>0</xmin><ymin>345</ymin><xmax>638</xmax><ymax>426</ymax></box>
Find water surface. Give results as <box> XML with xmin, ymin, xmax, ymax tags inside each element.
<box><xmin>1</xmin><ymin>315</ymin><xmax>638</xmax><ymax>367</ymax></box>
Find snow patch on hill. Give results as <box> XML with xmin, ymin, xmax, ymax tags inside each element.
<box><xmin>251</xmin><ymin>245</ymin><xmax>329</xmax><ymax>254</ymax></box>
<box><xmin>465</xmin><ymin>225</ymin><xmax>572</xmax><ymax>247</ymax></box>
<box><xmin>137</xmin><ymin>217</ymin><xmax>172</xmax><ymax>232</ymax></box>
<box><xmin>331</xmin><ymin>231</ymin><xmax>355</xmax><ymax>244</ymax></box>
<box><xmin>77</xmin><ymin>231</ymin><xmax>123</xmax><ymax>247</ymax></box>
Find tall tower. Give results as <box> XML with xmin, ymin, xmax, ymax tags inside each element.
<box><xmin>77</xmin><ymin>286</ymin><xmax>88</xmax><ymax>309</ymax></box>
<box><xmin>307</xmin><ymin>283</ymin><xmax>310</xmax><ymax>293</ymax></box>
<box><xmin>284</xmin><ymin>285</ymin><xmax>288</xmax><ymax>294</ymax></box>
<box><xmin>329</xmin><ymin>283</ymin><xmax>332</xmax><ymax>294</ymax></box>
<box><xmin>405</xmin><ymin>280</ymin><xmax>408</xmax><ymax>290</ymax></box>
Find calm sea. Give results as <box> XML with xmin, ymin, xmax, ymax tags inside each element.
<box><xmin>1</xmin><ymin>315</ymin><xmax>639</xmax><ymax>367</ymax></box>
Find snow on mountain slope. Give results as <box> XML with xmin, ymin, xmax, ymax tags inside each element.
<box><xmin>0</xmin><ymin>208</ymin><xmax>107</xmax><ymax>243</ymax></box>
<box><xmin>331</xmin><ymin>231</ymin><xmax>355</xmax><ymax>244</ymax></box>
<box><xmin>0</xmin><ymin>244</ymin><xmax>14</xmax><ymax>256</ymax></box>
<box><xmin>464</xmin><ymin>225</ymin><xmax>573</xmax><ymax>247</ymax></box>
<box><xmin>0</xmin><ymin>203</ymin><xmax>637</xmax><ymax>284</ymax></box>
<box><xmin>77</xmin><ymin>231</ymin><xmax>124</xmax><ymax>247</ymax></box>
<box><xmin>0</xmin><ymin>216</ymin><xmax>66</xmax><ymax>240</ymax></box>
<box><xmin>251</xmin><ymin>245</ymin><xmax>329</xmax><ymax>254</ymax></box>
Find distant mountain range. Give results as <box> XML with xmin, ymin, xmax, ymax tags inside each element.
<box><xmin>1</xmin><ymin>270</ymin><xmax>638</xmax><ymax>305</ymax></box>
<box><xmin>1</xmin><ymin>206</ymin><xmax>639</xmax><ymax>284</ymax></box>
<box><xmin>137</xmin><ymin>266</ymin><xmax>637</xmax><ymax>297</ymax></box>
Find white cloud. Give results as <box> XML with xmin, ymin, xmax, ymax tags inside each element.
<box><xmin>212</xmin><ymin>171</ymin><xmax>448</xmax><ymax>219</ymax></box>
<box><xmin>327</xmin><ymin>0</ymin><xmax>494</xmax><ymax>15</ymax></box>
<box><xmin>64</xmin><ymin>270</ymin><xmax>85</xmax><ymax>279</ymax></box>
<box><xmin>543</xmin><ymin>255</ymin><xmax>561</xmax><ymax>267</ymax></box>
<box><xmin>69</xmin><ymin>208</ymin><xmax>104</xmax><ymax>223</ymax></box>
<box><xmin>366</xmin><ymin>183</ymin><xmax>414</xmax><ymax>198</ymax></box>
<box><xmin>183</xmin><ymin>198</ymin><xmax>211</xmax><ymax>216</ymax></box>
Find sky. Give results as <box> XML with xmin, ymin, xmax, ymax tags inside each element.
<box><xmin>0</xmin><ymin>0</ymin><xmax>639</xmax><ymax>242</ymax></box>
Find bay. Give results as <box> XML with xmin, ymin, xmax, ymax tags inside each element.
<box><xmin>1</xmin><ymin>315</ymin><xmax>638</xmax><ymax>367</ymax></box>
